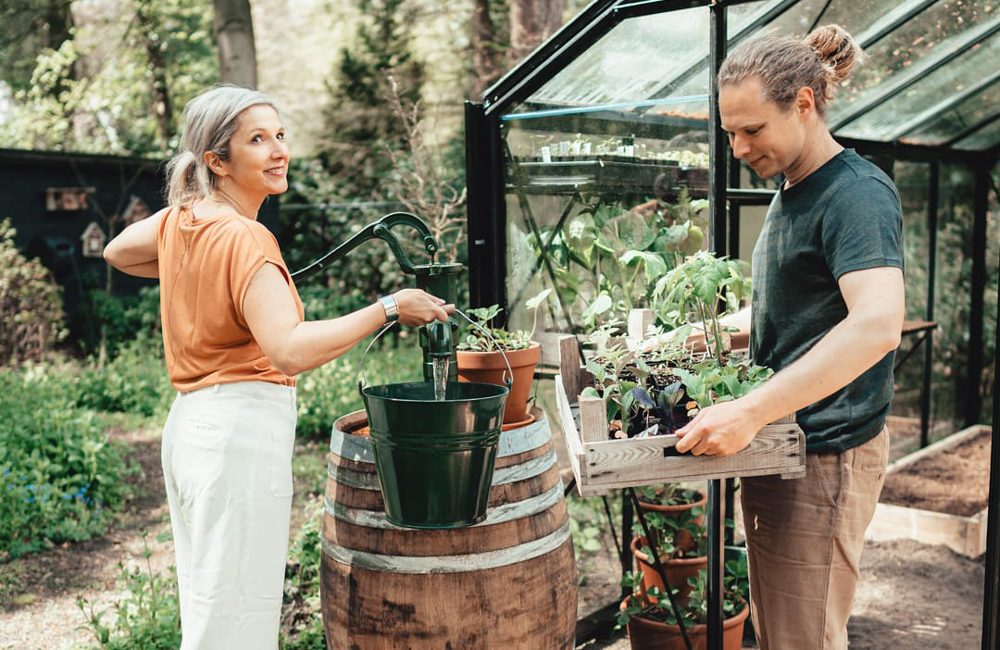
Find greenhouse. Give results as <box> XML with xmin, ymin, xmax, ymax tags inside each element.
<box><xmin>464</xmin><ymin>0</ymin><xmax>999</xmax><ymax>647</ymax></box>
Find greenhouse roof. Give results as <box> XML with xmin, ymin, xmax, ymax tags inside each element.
<box><xmin>486</xmin><ymin>0</ymin><xmax>999</xmax><ymax>154</ymax></box>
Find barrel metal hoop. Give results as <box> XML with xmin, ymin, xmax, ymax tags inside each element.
<box><xmin>329</xmin><ymin>410</ymin><xmax>550</xmax><ymax>461</ymax></box>
<box><xmin>321</xmin><ymin>521</ymin><xmax>571</xmax><ymax>574</ymax></box>
<box><xmin>327</xmin><ymin>447</ymin><xmax>557</xmax><ymax>491</ymax></box>
<box><xmin>325</xmin><ymin>479</ymin><xmax>564</xmax><ymax>530</ymax></box>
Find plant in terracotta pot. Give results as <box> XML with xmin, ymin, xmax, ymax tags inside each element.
<box><xmin>456</xmin><ymin>290</ymin><xmax>550</xmax><ymax>427</ymax></box>
<box><xmin>617</xmin><ymin>552</ymin><xmax>750</xmax><ymax>650</ymax></box>
<box><xmin>630</xmin><ymin>485</ymin><xmax>707</xmax><ymax>603</ymax></box>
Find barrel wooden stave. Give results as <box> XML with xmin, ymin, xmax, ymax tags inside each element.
<box><xmin>320</xmin><ymin>408</ymin><xmax>577</xmax><ymax>649</ymax></box>
<box><xmin>321</xmin><ymin>539</ymin><xmax>577</xmax><ymax>649</ymax></box>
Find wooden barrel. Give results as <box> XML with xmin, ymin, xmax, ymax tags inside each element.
<box><xmin>320</xmin><ymin>407</ymin><xmax>577</xmax><ymax>649</ymax></box>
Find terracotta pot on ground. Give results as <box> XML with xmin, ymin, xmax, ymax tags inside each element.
<box><xmin>457</xmin><ymin>342</ymin><xmax>541</xmax><ymax>426</ymax></box>
<box><xmin>622</xmin><ymin>599</ymin><xmax>750</xmax><ymax>650</ymax></box>
<box><xmin>631</xmin><ymin>536</ymin><xmax>707</xmax><ymax>604</ymax></box>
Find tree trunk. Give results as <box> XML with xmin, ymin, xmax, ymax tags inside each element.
<box><xmin>134</xmin><ymin>0</ymin><xmax>174</xmax><ymax>147</ymax></box>
<box><xmin>212</xmin><ymin>0</ymin><xmax>257</xmax><ymax>88</ymax></box>
<box><xmin>509</xmin><ymin>0</ymin><xmax>564</xmax><ymax>65</ymax></box>
<box><xmin>471</xmin><ymin>0</ymin><xmax>503</xmax><ymax>96</ymax></box>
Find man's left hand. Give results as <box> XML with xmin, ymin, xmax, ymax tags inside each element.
<box><xmin>673</xmin><ymin>399</ymin><xmax>764</xmax><ymax>456</ymax></box>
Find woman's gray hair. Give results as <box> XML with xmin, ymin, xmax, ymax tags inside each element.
<box><xmin>718</xmin><ymin>24</ymin><xmax>865</xmax><ymax>116</ymax></box>
<box><xmin>165</xmin><ymin>85</ymin><xmax>280</xmax><ymax>206</ymax></box>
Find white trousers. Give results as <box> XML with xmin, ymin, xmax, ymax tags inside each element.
<box><xmin>161</xmin><ymin>381</ymin><xmax>297</xmax><ymax>650</ymax></box>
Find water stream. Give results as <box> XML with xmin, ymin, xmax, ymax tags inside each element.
<box><xmin>432</xmin><ymin>356</ymin><xmax>450</xmax><ymax>401</ymax></box>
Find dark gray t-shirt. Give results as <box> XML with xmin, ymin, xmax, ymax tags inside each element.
<box><xmin>750</xmin><ymin>149</ymin><xmax>903</xmax><ymax>453</ymax></box>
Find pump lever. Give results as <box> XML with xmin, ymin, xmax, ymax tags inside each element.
<box><xmin>290</xmin><ymin>211</ymin><xmax>439</xmax><ymax>281</ymax></box>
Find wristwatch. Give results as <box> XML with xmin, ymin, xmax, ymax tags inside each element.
<box><xmin>378</xmin><ymin>295</ymin><xmax>399</xmax><ymax>323</ymax></box>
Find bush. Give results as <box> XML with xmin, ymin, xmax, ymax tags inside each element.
<box><xmin>0</xmin><ymin>366</ymin><xmax>131</xmax><ymax>559</ymax></box>
<box><xmin>0</xmin><ymin>219</ymin><xmax>67</xmax><ymax>365</ymax></box>
<box><xmin>75</xmin><ymin>335</ymin><xmax>174</xmax><ymax>419</ymax></box>
<box><xmin>89</xmin><ymin>286</ymin><xmax>162</xmax><ymax>360</ymax></box>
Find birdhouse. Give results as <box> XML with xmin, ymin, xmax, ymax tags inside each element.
<box><xmin>122</xmin><ymin>195</ymin><xmax>152</xmax><ymax>226</ymax></box>
<box><xmin>46</xmin><ymin>187</ymin><xmax>95</xmax><ymax>211</ymax></box>
<box><xmin>80</xmin><ymin>221</ymin><xmax>107</xmax><ymax>258</ymax></box>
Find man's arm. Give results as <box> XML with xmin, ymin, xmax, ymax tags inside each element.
<box><xmin>675</xmin><ymin>266</ymin><xmax>904</xmax><ymax>456</ymax></box>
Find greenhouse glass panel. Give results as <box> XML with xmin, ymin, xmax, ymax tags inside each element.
<box><xmin>952</xmin><ymin>116</ymin><xmax>1000</xmax><ymax>151</ymax></box>
<box><xmin>838</xmin><ymin>35</ymin><xmax>1000</xmax><ymax>141</ymax></box>
<box><xmin>828</xmin><ymin>0</ymin><xmax>998</xmax><ymax>127</ymax></box>
<box><xmin>524</xmin><ymin>8</ymin><xmax>711</xmax><ymax>110</ymax></box>
<box><xmin>501</xmin><ymin>4</ymin><xmax>716</xmax><ymax>334</ymax></box>
<box><xmin>904</xmin><ymin>81</ymin><xmax>1000</xmax><ymax>145</ymax></box>
<box><xmin>660</xmin><ymin>0</ymin><xmax>831</xmax><ymax>105</ymax></box>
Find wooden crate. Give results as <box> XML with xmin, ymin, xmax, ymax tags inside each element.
<box><xmin>866</xmin><ymin>424</ymin><xmax>990</xmax><ymax>558</ymax></box>
<box><xmin>555</xmin><ymin>336</ymin><xmax>806</xmax><ymax>496</ymax></box>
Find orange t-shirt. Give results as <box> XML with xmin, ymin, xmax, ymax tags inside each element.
<box><xmin>156</xmin><ymin>206</ymin><xmax>304</xmax><ymax>392</ymax></box>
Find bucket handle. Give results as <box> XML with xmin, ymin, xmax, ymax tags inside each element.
<box><xmin>359</xmin><ymin>321</ymin><xmax>398</xmax><ymax>391</ymax></box>
<box><xmin>357</xmin><ymin>309</ymin><xmax>515</xmax><ymax>391</ymax></box>
<box><xmin>453</xmin><ymin>307</ymin><xmax>513</xmax><ymax>388</ymax></box>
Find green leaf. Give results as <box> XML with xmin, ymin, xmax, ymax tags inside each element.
<box><xmin>525</xmin><ymin>288</ymin><xmax>553</xmax><ymax>310</ymax></box>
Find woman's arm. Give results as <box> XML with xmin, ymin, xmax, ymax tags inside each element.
<box><xmin>103</xmin><ymin>210</ymin><xmax>165</xmax><ymax>278</ymax></box>
<box><xmin>243</xmin><ymin>263</ymin><xmax>453</xmax><ymax>376</ymax></box>
<box><xmin>675</xmin><ymin>266</ymin><xmax>904</xmax><ymax>455</ymax></box>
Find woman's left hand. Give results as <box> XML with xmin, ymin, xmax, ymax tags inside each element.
<box><xmin>674</xmin><ymin>398</ymin><xmax>765</xmax><ymax>456</ymax></box>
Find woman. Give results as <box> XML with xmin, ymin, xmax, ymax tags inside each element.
<box><xmin>674</xmin><ymin>25</ymin><xmax>905</xmax><ymax>649</ymax></box>
<box><xmin>104</xmin><ymin>85</ymin><xmax>452</xmax><ymax>649</ymax></box>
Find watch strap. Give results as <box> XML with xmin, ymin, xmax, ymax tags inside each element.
<box><xmin>378</xmin><ymin>295</ymin><xmax>399</xmax><ymax>322</ymax></box>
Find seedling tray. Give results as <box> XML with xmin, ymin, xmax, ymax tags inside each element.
<box><xmin>555</xmin><ymin>336</ymin><xmax>806</xmax><ymax>496</ymax></box>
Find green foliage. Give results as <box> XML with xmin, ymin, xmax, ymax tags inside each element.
<box><xmin>280</xmin><ymin>159</ymin><xmax>409</xmax><ymax>317</ymax></box>
<box><xmin>0</xmin><ymin>366</ymin><xmax>131</xmax><ymax>560</ymax></box>
<box><xmin>617</xmin><ymin>556</ymin><xmax>748</xmax><ymax>628</ymax></box>
<box><xmin>525</xmin><ymin>190</ymin><xmax>708</xmax><ymax>331</ymax></box>
<box><xmin>653</xmin><ymin>250</ymin><xmax>751</xmax><ymax>364</ymax></box>
<box><xmin>75</xmin><ymin>336</ymin><xmax>174</xmax><ymax>419</ymax></box>
<box><xmin>295</xmin><ymin>340</ymin><xmax>423</xmax><ymax>440</ymax></box>
<box><xmin>317</xmin><ymin>0</ymin><xmax>424</xmax><ymax>197</ymax></box>
<box><xmin>89</xmin><ymin>286</ymin><xmax>162</xmax><ymax>359</ymax></box>
<box><xmin>457</xmin><ymin>292</ymin><xmax>550</xmax><ymax>352</ymax></box>
<box><xmin>0</xmin><ymin>219</ymin><xmax>68</xmax><ymax>365</ymax></box>
<box><xmin>0</xmin><ymin>0</ymin><xmax>218</xmax><ymax>155</ymax></box>
<box><xmin>78</xmin><ymin>534</ymin><xmax>181</xmax><ymax>650</ymax></box>
<box><xmin>280</xmin><ymin>497</ymin><xmax>327</xmax><ymax>650</ymax></box>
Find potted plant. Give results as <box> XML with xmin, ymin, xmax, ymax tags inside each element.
<box><xmin>618</xmin><ymin>552</ymin><xmax>750</xmax><ymax>650</ymax></box>
<box><xmin>630</xmin><ymin>485</ymin><xmax>707</xmax><ymax>602</ymax></box>
<box><xmin>456</xmin><ymin>290</ymin><xmax>550</xmax><ymax>427</ymax></box>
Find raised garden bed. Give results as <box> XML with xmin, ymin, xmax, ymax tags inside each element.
<box><xmin>555</xmin><ymin>335</ymin><xmax>806</xmax><ymax>496</ymax></box>
<box><xmin>866</xmin><ymin>424</ymin><xmax>991</xmax><ymax>558</ymax></box>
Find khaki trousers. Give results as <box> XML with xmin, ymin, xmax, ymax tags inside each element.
<box><xmin>741</xmin><ymin>427</ymin><xmax>889</xmax><ymax>650</ymax></box>
<box><xmin>162</xmin><ymin>381</ymin><xmax>297</xmax><ymax>650</ymax></box>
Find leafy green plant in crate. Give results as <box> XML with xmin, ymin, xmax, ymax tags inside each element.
<box><xmin>581</xmin><ymin>250</ymin><xmax>773</xmax><ymax>441</ymax></box>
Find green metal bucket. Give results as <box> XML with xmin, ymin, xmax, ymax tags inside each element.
<box><xmin>360</xmin><ymin>380</ymin><xmax>509</xmax><ymax>529</ymax></box>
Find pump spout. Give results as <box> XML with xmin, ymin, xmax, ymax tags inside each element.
<box><xmin>425</xmin><ymin>321</ymin><xmax>453</xmax><ymax>358</ymax></box>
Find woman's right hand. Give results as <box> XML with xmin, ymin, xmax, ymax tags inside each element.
<box><xmin>392</xmin><ymin>289</ymin><xmax>454</xmax><ymax>326</ymax></box>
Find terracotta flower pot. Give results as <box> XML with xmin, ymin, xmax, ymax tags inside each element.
<box><xmin>637</xmin><ymin>490</ymin><xmax>707</xmax><ymax>554</ymax></box>
<box><xmin>457</xmin><ymin>342</ymin><xmax>541</xmax><ymax>425</ymax></box>
<box><xmin>621</xmin><ymin>598</ymin><xmax>750</xmax><ymax>650</ymax></box>
<box><xmin>631</xmin><ymin>536</ymin><xmax>707</xmax><ymax>604</ymax></box>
